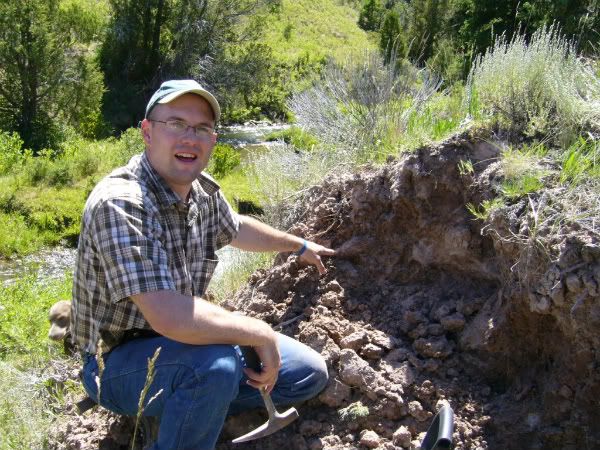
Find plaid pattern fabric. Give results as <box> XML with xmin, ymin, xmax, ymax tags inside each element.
<box><xmin>71</xmin><ymin>153</ymin><xmax>239</xmax><ymax>354</ymax></box>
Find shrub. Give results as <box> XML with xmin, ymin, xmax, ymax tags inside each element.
<box><xmin>0</xmin><ymin>131</ymin><xmax>24</xmax><ymax>175</ymax></box>
<box><xmin>265</xmin><ymin>126</ymin><xmax>319</xmax><ymax>151</ymax></box>
<box><xmin>290</xmin><ymin>51</ymin><xmax>442</xmax><ymax>163</ymax></box>
<box><xmin>207</xmin><ymin>143</ymin><xmax>241</xmax><ymax>179</ymax></box>
<box><xmin>466</xmin><ymin>24</ymin><xmax>600</xmax><ymax>144</ymax></box>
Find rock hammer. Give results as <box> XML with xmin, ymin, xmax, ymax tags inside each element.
<box><xmin>232</xmin><ymin>346</ymin><xmax>299</xmax><ymax>444</ymax></box>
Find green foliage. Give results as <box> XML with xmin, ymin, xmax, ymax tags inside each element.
<box><xmin>560</xmin><ymin>137</ymin><xmax>600</xmax><ymax>186</ymax></box>
<box><xmin>100</xmin><ymin>0</ymin><xmax>281</xmax><ymax>129</ymax></box>
<box><xmin>0</xmin><ymin>361</ymin><xmax>54</xmax><ymax>449</ymax></box>
<box><xmin>0</xmin><ymin>275</ymin><xmax>71</xmax><ymax>360</ymax></box>
<box><xmin>466</xmin><ymin>198</ymin><xmax>504</xmax><ymax>220</ymax></box>
<box><xmin>0</xmin><ymin>0</ymin><xmax>104</xmax><ymax>151</ymax></box>
<box><xmin>290</xmin><ymin>52</ymin><xmax>443</xmax><ymax>164</ymax></box>
<box><xmin>501</xmin><ymin>173</ymin><xmax>545</xmax><ymax>199</ymax></box>
<box><xmin>0</xmin><ymin>132</ymin><xmax>24</xmax><ymax>176</ymax></box>
<box><xmin>453</xmin><ymin>0</ymin><xmax>600</xmax><ymax>58</ymax></box>
<box><xmin>466</xmin><ymin>25</ymin><xmax>600</xmax><ymax>144</ymax></box>
<box><xmin>207</xmin><ymin>144</ymin><xmax>241</xmax><ymax>179</ymax></box>
<box><xmin>457</xmin><ymin>159</ymin><xmax>474</xmax><ymax>176</ymax></box>
<box><xmin>358</xmin><ymin>0</ymin><xmax>384</xmax><ymax>31</ymax></box>
<box><xmin>0</xmin><ymin>275</ymin><xmax>72</xmax><ymax>448</ymax></box>
<box><xmin>339</xmin><ymin>401</ymin><xmax>370</xmax><ymax>421</ymax></box>
<box><xmin>265</xmin><ymin>127</ymin><xmax>319</xmax><ymax>151</ymax></box>
<box><xmin>379</xmin><ymin>10</ymin><xmax>406</xmax><ymax>64</ymax></box>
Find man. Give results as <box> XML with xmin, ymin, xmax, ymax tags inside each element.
<box><xmin>71</xmin><ymin>79</ymin><xmax>334</xmax><ymax>449</ymax></box>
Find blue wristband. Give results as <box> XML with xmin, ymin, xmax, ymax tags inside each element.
<box><xmin>295</xmin><ymin>239</ymin><xmax>307</xmax><ymax>256</ymax></box>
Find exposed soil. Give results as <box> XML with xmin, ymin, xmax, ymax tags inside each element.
<box><xmin>49</xmin><ymin>131</ymin><xmax>600</xmax><ymax>450</ymax></box>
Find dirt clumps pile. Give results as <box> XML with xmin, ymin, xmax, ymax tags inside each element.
<box><xmin>220</xmin><ymin>132</ymin><xmax>600</xmax><ymax>450</ymax></box>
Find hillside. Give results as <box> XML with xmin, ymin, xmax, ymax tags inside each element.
<box><xmin>262</xmin><ymin>0</ymin><xmax>376</xmax><ymax>63</ymax></box>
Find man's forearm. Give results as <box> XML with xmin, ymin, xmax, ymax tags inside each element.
<box><xmin>130</xmin><ymin>290</ymin><xmax>276</xmax><ymax>346</ymax></box>
<box><xmin>231</xmin><ymin>215</ymin><xmax>305</xmax><ymax>253</ymax></box>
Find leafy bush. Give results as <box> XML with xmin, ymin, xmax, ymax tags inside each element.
<box><xmin>290</xmin><ymin>51</ymin><xmax>442</xmax><ymax>163</ymax></box>
<box><xmin>0</xmin><ymin>131</ymin><xmax>24</xmax><ymax>175</ymax></box>
<box><xmin>207</xmin><ymin>143</ymin><xmax>241</xmax><ymax>179</ymax></box>
<box><xmin>466</xmin><ymin>24</ymin><xmax>600</xmax><ymax>144</ymax></box>
<box><xmin>265</xmin><ymin>126</ymin><xmax>319</xmax><ymax>151</ymax></box>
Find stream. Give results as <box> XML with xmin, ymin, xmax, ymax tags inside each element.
<box><xmin>0</xmin><ymin>122</ymin><xmax>287</xmax><ymax>287</ymax></box>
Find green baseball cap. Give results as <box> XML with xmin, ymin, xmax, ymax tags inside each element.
<box><xmin>145</xmin><ymin>79</ymin><xmax>221</xmax><ymax>122</ymax></box>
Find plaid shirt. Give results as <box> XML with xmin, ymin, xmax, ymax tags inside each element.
<box><xmin>71</xmin><ymin>152</ymin><xmax>239</xmax><ymax>354</ymax></box>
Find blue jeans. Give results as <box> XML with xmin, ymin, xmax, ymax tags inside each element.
<box><xmin>81</xmin><ymin>333</ymin><xmax>328</xmax><ymax>450</ymax></box>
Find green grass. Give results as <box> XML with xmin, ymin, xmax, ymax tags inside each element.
<box><xmin>0</xmin><ymin>275</ymin><xmax>72</xmax><ymax>361</ymax></box>
<box><xmin>466</xmin><ymin>198</ymin><xmax>505</xmax><ymax>221</ymax></box>
<box><xmin>0</xmin><ymin>274</ymin><xmax>73</xmax><ymax>449</ymax></box>
<box><xmin>265</xmin><ymin>126</ymin><xmax>319</xmax><ymax>151</ymax></box>
<box><xmin>560</xmin><ymin>137</ymin><xmax>600</xmax><ymax>186</ymax></box>
<box><xmin>218</xmin><ymin>167</ymin><xmax>262</xmax><ymax>212</ymax></box>
<box><xmin>210</xmin><ymin>248</ymin><xmax>275</xmax><ymax>303</ymax></box>
<box><xmin>262</xmin><ymin>0</ymin><xmax>376</xmax><ymax>65</ymax></box>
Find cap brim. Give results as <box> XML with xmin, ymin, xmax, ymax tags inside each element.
<box><xmin>158</xmin><ymin>89</ymin><xmax>221</xmax><ymax>122</ymax></box>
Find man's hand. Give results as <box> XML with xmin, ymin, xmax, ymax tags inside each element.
<box><xmin>243</xmin><ymin>336</ymin><xmax>281</xmax><ymax>394</ymax></box>
<box><xmin>298</xmin><ymin>241</ymin><xmax>336</xmax><ymax>275</ymax></box>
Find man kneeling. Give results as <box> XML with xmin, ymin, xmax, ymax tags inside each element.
<box><xmin>71</xmin><ymin>80</ymin><xmax>334</xmax><ymax>449</ymax></box>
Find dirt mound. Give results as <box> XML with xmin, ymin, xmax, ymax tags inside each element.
<box><xmin>49</xmin><ymin>132</ymin><xmax>600</xmax><ymax>449</ymax></box>
<box><xmin>220</xmin><ymin>132</ymin><xmax>600</xmax><ymax>450</ymax></box>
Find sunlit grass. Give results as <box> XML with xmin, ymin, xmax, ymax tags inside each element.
<box><xmin>262</xmin><ymin>0</ymin><xmax>376</xmax><ymax>64</ymax></box>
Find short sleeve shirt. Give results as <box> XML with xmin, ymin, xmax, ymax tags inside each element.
<box><xmin>71</xmin><ymin>152</ymin><xmax>239</xmax><ymax>354</ymax></box>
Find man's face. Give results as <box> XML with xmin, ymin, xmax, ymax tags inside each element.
<box><xmin>141</xmin><ymin>93</ymin><xmax>217</xmax><ymax>200</ymax></box>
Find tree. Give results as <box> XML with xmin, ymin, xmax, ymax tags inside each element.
<box><xmin>379</xmin><ymin>10</ymin><xmax>406</xmax><ymax>64</ymax></box>
<box><xmin>0</xmin><ymin>0</ymin><xmax>104</xmax><ymax>151</ymax></box>
<box><xmin>358</xmin><ymin>0</ymin><xmax>384</xmax><ymax>31</ymax></box>
<box><xmin>100</xmin><ymin>0</ymin><xmax>281</xmax><ymax>130</ymax></box>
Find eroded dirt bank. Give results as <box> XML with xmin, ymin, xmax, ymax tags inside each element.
<box><xmin>50</xmin><ymin>132</ymin><xmax>600</xmax><ymax>449</ymax></box>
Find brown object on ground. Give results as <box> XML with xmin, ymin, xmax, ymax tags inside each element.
<box><xmin>48</xmin><ymin>300</ymin><xmax>71</xmax><ymax>341</ymax></box>
<box><xmin>48</xmin><ymin>131</ymin><xmax>600</xmax><ymax>450</ymax></box>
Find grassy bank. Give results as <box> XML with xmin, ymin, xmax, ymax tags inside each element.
<box><xmin>0</xmin><ymin>274</ymin><xmax>73</xmax><ymax>449</ymax></box>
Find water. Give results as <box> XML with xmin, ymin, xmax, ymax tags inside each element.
<box><xmin>0</xmin><ymin>247</ymin><xmax>76</xmax><ymax>286</ymax></box>
<box><xmin>218</xmin><ymin>121</ymin><xmax>289</xmax><ymax>147</ymax></box>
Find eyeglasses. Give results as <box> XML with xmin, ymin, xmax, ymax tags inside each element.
<box><xmin>149</xmin><ymin>119</ymin><xmax>215</xmax><ymax>139</ymax></box>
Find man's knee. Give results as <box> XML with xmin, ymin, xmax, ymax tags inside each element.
<box><xmin>191</xmin><ymin>345</ymin><xmax>243</xmax><ymax>393</ymax></box>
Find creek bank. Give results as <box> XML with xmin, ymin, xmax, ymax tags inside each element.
<box><xmin>48</xmin><ymin>131</ymin><xmax>599</xmax><ymax>450</ymax></box>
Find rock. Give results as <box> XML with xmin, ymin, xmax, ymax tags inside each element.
<box><xmin>413</xmin><ymin>337</ymin><xmax>453</xmax><ymax>359</ymax></box>
<box><xmin>361</xmin><ymin>343</ymin><xmax>385</xmax><ymax>359</ymax></box>
<box><xmin>339</xmin><ymin>349</ymin><xmax>377</xmax><ymax>388</ymax></box>
<box><xmin>529</xmin><ymin>294</ymin><xmax>551</xmax><ymax>314</ymax></box>
<box><xmin>359</xmin><ymin>430</ymin><xmax>381</xmax><ymax>448</ymax></box>
<box><xmin>408</xmin><ymin>400</ymin><xmax>431</xmax><ymax>422</ymax></box>
<box><xmin>565</xmin><ymin>273</ymin><xmax>583</xmax><ymax>293</ymax></box>
<box><xmin>324</xmin><ymin>280</ymin><xmax>343</xmax><ymax>293</ymax></box>
<box><xmin>320</xmin><ymin>291</ymin><xmax>340</xmax><ymax>308</ymax></box>
<box><xmin>386</xmin><ymin>361</ymin><xmax>415</xmax><ymax>387</ymax></box>
<box><xmin>299</xmin><ymin>420</ymin><xmax>322</xmax><ymax>436</ymax></box>
<box><xmin>392</xmin><ymin>425</ymin><xmax>412</xmax><ymax>447</ymax></box>
<box><xmin>440</xmin><ymin>313</ymin><xmax>466</xmax><ymax>332</ymax></box>
<box><xmin>318</xmin><ymin>378</ymin><xmax>352</xmax><ymax>407</ymax></box>
<box><xmin>340</xmin><ymin>331</ymin><xmax>368</xmax><ymax>351</ymax></box>
<box><xmin>369</xmin><ymin>330</ymin><xmax>395</xmax><ymax>350</ymax></box>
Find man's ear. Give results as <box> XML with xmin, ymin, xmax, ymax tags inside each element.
<box><xmin>140</xmin><ymin>119</ymin><xmax>152</xmax><ymax>145</ymax></box>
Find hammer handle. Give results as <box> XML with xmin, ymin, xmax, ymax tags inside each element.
<box><xmin>240</xmin><ymin>346</ymin><xmax>279</xmax><ymax>417</ymax></box>
<box><xmin>240</xmin><ymin>345</ymin><xmax>262</xmax><ymax>372</ymax></box>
